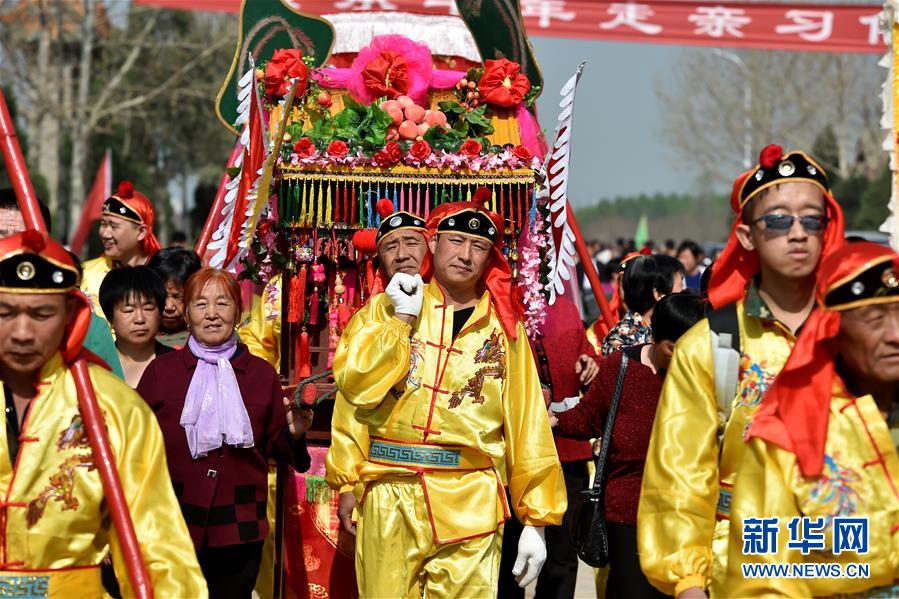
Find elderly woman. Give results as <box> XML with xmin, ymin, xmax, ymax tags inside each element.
<box><xmin>137</xmin><ymin>267</ymin><xmax>312</xmax><ymax>598</ymax></box>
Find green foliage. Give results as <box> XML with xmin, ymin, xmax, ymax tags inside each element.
<box><xmin>302</xmin><ymin>96</ymin><xmax>393</xmax><ymax>152</ymax></box>
<box><xmin>439</xmin><ymin>101</ymin><xmax>495</xmax><ymax>138</ymax></box>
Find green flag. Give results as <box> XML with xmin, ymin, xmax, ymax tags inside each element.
<box><xmin>635</xmin><ymin>214</ymin><xmax>649</xmax><ymax>249</ymax></box>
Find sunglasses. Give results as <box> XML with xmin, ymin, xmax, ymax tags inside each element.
<box><xmin>751</xmin><ymin>214</ymin><xmax>828</xmax><ymax>232</ymax></box>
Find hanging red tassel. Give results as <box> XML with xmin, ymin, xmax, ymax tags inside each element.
<box><xmin>297</xmin><ymin>329</ymin><xmax>311</xmax><ymax>377</ymax></box>
<box><xmin>294</xmin><ymin>329</ymin><xmax>314</xmax><ymax>406</ymax></box>
<box><xmin>308</xmin><ymin>290</ymin><xmax>319</xmax><ymax>326</ymax></box>
<box><xmin>287</xmin><ymin>265</ymin><xmax>307</xmax><ymax>324</ymax></box>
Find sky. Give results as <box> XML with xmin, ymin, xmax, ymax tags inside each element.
<box><xmin>531</xmin><ymin>37</ymin><xmax>698</xmax><ymax>207</ymax></box>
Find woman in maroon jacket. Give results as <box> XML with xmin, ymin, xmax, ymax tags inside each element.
<box><xmin>137</xmin><ymin>268</ymin><xmax>312</xmax><ymax>598</ymax></box>
<box><xmin>549</xmin><ymin>292</ymin><xmax>705</xmax><ymax>599</ymax></box>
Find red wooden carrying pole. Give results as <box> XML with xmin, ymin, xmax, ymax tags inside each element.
<box><xmin>566</xmin><ymin>201</ymin><xmax>615</xmax><ymax>337</ymax></box>
<box><xmin>0</xmin><ymin>89</ymin><xmax>153</xmax><ymax>599</ymax></box>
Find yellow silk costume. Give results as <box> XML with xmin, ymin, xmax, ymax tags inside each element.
<box><xmin>0</xmin><ymin>353</ymin><xmax>206</xmax><ymax>598</ymax></box>
<box><xmin>334</xmin><ymin>282</ymin><xmax>566</xmax><ymax>536</ymax></box>
<box><xmin>638</xmin><ymin>288</ymin><xmax>796</xmax><ymax>597</ymax></box>
<box><xmin>325</xmin><ymin>392</ymin><xmax>370</xmax><ymax>496</ymax></box>
<box><xmin>238</xmin><ymin>274</ymin><xmax>282</xmax><ymax>368</ymax></box>
<box><xmin>80</xmin><ymin>256</ymin><xmax>112</xmax><ymax>319</ymax></box>
<box><xmin>333</xmin><ymin>282</ymin><xmax>565</xmax><ymax>596</ymax></box>
<box><xmin>326</xmin><ymin>297</ymin><xmax>378</xmax><ymax>497</ymax></box>
<box><xmin>726</xmin><ymin>386</ymin><xmax>899</xmax><ymax>597</ymax></box>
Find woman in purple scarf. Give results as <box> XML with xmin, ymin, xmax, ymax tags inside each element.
<box><xmin>137</xmin><ymin>268</ymin><xmax>312</xmax><ymax>598</ymax></box>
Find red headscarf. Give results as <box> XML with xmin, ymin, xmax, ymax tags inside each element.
<box><xmin>708</xmin><ymin>145</ymin><xmax>844</xmax><ymax>309</ymax></box>
<box><xmin>424</xmin><ymin>190</ymin><xmax>522</xmax><ymax>340</ymax></box>
<box><xmin>103</xmin><ymin>181</ymin><xmax>162</xmax><ymax>258</ymax></box>
<box><xmin>0</xmin><ymin>231</ymin><xmax>97</xmax><ymax>366</ymax></box>
<box><xmin>748</xmin><ymin>242</ymin><xmax>899</xmax><ymax>477</ymax></box>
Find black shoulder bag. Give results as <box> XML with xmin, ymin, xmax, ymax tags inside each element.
<box><xmin>573</xmin><ymin>351</ymin><xmax>629</xmax><ymax>568</ymax></box>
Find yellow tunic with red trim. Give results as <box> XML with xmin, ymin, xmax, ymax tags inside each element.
<box><xmin>725</xmin><ymin>385</ymin><xmax>899</xmax><ymax>597</ymax></box>
<box><xmin>326</xmin><ymin>297</ymin><xmax>377</xmax><ymax>495</ymax></box>
<box><xmin>638</xmin><ymin>287</ymin><xmax>796</xmax><ymax>597</ymax></box>
<box><xmin>333</xmin><ymin>282</ymin><xmax>566</xmax><ymax>543</ymax></box>
<box><xmin>0</xmin><ymin>353</ymin><xmax>207</xmax><ymax>598</ymax></box>
<box><xmin>80</xmin><ymin>256</ymin><xmax>112</xmax><ymax>320</ymax></box>
<box><xmin>238</xmin><ymin>275</ymin><xmax>282</xmax><ymax>369</ymax></box>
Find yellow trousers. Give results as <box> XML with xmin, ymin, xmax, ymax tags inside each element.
<box><xmin>356</xmin><ymin>476</ymin><xmax>502</xmax><ymax>599</ymax></box>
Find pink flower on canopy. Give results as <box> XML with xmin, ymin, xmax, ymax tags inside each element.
<box><xmin>348</xmin><ymin>35</ymin><xmax>433</xmax><ymax>106</ymax></box>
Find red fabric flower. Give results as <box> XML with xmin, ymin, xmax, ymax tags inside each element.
<box><xmin>460</xmin><ymin>139</ymin><xmax>483</xmax><ymax>158</ymax></box>
<box><xmin>293</xmin><ymin>138</ymin><xmax>316</xmax><ymax>158</ymax></box>
<box><xmin>264</xmin><ymin>49</ymin><xmax>309</xmax><ymax>100</ymax></box>
<box><xmin>374</xmin><ymin>141</ymin><xmax>403</xmax><ymax>167</ymax></box>
<box><xmin>327</xmin><ymin>140</ymin><xmax>349</xmax><ymax>158</ymax></box>
<box><xmin>409</xmin><ymin>140</ymin><xmax>432</xmax><ymax>161</ymax></box>
<box><xmin>512</xmin><ymin>145</ymin><xmax>533</xmax><ymax>162</ymax></box>
<box><xmin>479</xmin><ymin>59</ymin><xmax>531</xmax><ymax>107</ymax></box>
<box><xmin>258</xmin><ymin>221</ymin><xmax>271</xmax><ymax>236</ymax></box>
<box><xmin>759</xmin><ymin>144</ymin><xmax>784</xmax><ymax>169</ymax></box>
<box><xmin>361</xmin><ymin>51</ymin><xmax>410</xmax><ymax>100</ymax></box>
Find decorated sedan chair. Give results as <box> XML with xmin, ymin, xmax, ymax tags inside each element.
<box><xmin>199</xmin><ymin>1</ymin><xmax>587</xmax><ymax>596</ymax></box>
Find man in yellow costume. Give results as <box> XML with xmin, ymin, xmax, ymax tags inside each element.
<box><xmin>81</xmin><ymin>181</ymin><xmax>161</xmax><ymax>319</ymax></box>
<box><xmin>638</xmin><ymin>144</ymin><xmax>845</xmax><ymax>598</ymax></box>
<box><xmin>725</xmin><ymin>241</ymin><xmax>899</xmax><ymax>596</ymax></box>
<box><xmin>333</xmin><ymin>193</ymin><xmax>566</xmax><ymax>598</ymax></box>
<box><xmin>326</xmin><ymin>200</ymin><xmax>429</xmax><ymax>535</ymax></box>
<box><xmin>0</xmin><ymin>230</ymin><xmax>205</xmax><ymax>597</ymax></box>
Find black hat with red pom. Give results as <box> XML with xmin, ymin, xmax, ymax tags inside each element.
<box><xmin>375</xmin><ymin>199</ymin><xmax>427</xmax><ymax>246</ymax></box>
<box><xmin>707</xmin><ymin>144</ymin><xmax>845</xmax><ymax>309</ymax></box>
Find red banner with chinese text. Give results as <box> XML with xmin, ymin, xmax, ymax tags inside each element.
<box><xmin>133</xmin><ymin>0</ymin><xmax>885</xmax><ymax>54</ymax></box>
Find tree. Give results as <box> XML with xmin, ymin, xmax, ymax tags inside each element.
<box><xmin>0</xmin><ymin>3</ymin><xmax>234</xmax><ymax>242</ymax></box>
<box><xmin>656</xmin><ymin>49</ymin><xmax>884</xmax><ymax>185</ymax></box>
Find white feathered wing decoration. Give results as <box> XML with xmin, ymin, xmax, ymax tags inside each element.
<box><xmin>208</xmin><ymin>59</ymin><xmax>256</xmax><ymax>270</ymax></box>
<box><xmin>543</xmin><ymin>61</ymin><xmax>586</xmax><ymax>305</ymax></box>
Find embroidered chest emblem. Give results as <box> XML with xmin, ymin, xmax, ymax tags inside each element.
<box><xmin>735</xmin><ymin>355</ymin><xmax>775</xmax><ymax>410</ymax></box>
<box><xmin>26</xmin><ymin>415</ymin><xmax>96</xmax><ymax>529</ymax></box>
<box><xmin>800</xmin><ymin>453</ymin><xmax>861</xmax><ymax>521</ymax></box>
<box><xmin>448</xmin><ymin>331</ymin><xmax>505</xmax><ymax>409</ymax></box>
<box><xmin>406</xmin><ymin>338</ymin><xmax>424</xmax><ymax>390</ymax></box>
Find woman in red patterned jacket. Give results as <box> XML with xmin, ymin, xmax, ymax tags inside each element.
<box><xmin>137</xmin><ymin>268</ymin><xmax>312</xmax><ymax>598</ymax></box>
<box><xmin>550</xmin><ymin>292</ymin><xmax>705</xmax><ymax>599</ymax></box>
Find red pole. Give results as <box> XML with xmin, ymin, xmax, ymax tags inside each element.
<box><xmin>566</xmin><ymin>201</ymin><xmax>615</xmax><ymax>336</ymax></box>
<box><xmin>72</xmin><ymin>363</ymin><xmax>154</xmax><ymax>599</ymax></box>
<box><xmin>0</xmin><ymin>89</ymin><xmax>153</xmax><ymax>598</ymax></box>
<box><xmin>195</xmin><ymin>141</ymin><xmax>242</xmax><ymax>260</ymax></box>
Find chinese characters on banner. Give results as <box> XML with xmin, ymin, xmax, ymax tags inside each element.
<box><xmin>133</xmin><ymin>0</ymin><xmax>886</xmax><ymax>54</ymax></box>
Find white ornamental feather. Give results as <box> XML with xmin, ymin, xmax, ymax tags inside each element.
<box><xmin>879</xmin><ymin>1</ymin><xmax>897</xmax><ymax>247</ymax></box>
<box><xmin>233</xmin><ymin>77</ymin><xmax>302</xmax><ymax>269</ymax></box>
<box><xmin>544</xmin><ymin>61</ymin><xmax>586</xmax><ymax>304</ymax></box>
<box><xmin>209</xmin><ymin>57</ymin><xmax>256</xmax><ymax>269</ymax></box>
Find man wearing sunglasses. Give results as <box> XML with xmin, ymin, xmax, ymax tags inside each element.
<box><xmin>638</xmin><ymin>145</ymin><xmax>845</xmax><ymax>598</ymax></box>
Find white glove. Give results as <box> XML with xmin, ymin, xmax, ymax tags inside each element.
<box><xmin>512</xmin><ymin>525</ymin><xmax>546</xmax><ymax>588</ymax></box>
<box><xmin>385</xmin><ymin>272</ymin><xmax>424</xmax><ymax>317</ymax></box>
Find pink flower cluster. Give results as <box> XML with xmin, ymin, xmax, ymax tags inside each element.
<box><xmin>281</xmin><ymin>145</ymin><xmax>541</xmax><ymax>172</ymax></box>
<box><xmin>518</xmin><ymin>210</ymin><xmax>549</xmax><ymax>340</ymax></box>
